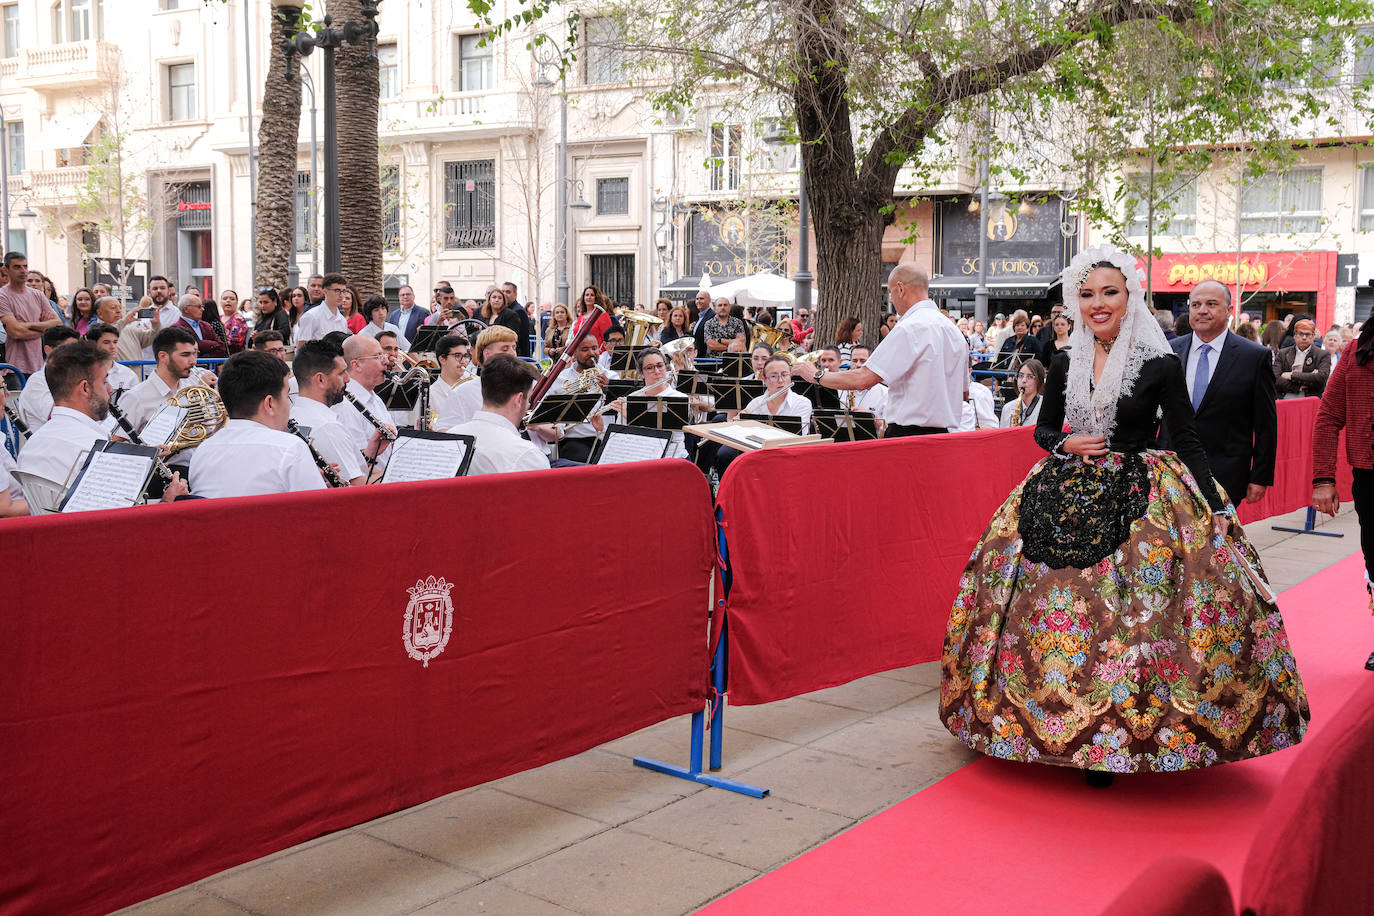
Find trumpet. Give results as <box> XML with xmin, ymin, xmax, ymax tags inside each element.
<box><xmin>342</xmin><ymin>388</ymin><xmax>397</xmax><ymax>441</ymax></box>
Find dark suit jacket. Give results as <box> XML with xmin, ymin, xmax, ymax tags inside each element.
<box><xmin>389</xmin><ymin>306</ymin><xmax>428</xmax><ymax>342</ymax></box>
<box><xmin>1274</xmin><ymin>345</ymin><xmax>1331</xmax><ymax>398</ymax></box>
<box><xmin>176</xmin><ymin>318</ymin><xmax>227</xmax><ymax>358</ymax></box>
<box><xmin>1163</xmin><ymin>331</ymin><xmax>1277</xmax><ymax>504</ymax></box>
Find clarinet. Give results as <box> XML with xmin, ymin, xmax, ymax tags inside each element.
<box><xmin>3</xmin><ymin>401</ymin><xmax>29</xmax><ymax>439</ymax></box>
<box><xmin>341</xmin><ymin>388</ymin><xmax>397</xmax><ymax>441</ymax></box>
<box><xmin>287</xmin><ymin>419</ymin><xmax>349</xmax><ymax>488</ymax></box>
<box><xmin>106</xmin><ymin>401</ymin><xmax>176</xmax><ymax>483</ymax></box>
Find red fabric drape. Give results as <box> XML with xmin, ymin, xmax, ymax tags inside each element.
<box><xmin>715</xmin><ymin>403</ymin><xmax>1354</xmax><ymax>707</ymax></box>
<box><xmin>0</xmin><ymin>462</ymin><xmax>714</xmax><ymax>915</ymax></box>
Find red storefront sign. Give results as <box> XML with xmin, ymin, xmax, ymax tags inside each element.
<box><xmin>1144</xmin><ymin>250</ymin><xmax>1336</xmax><ymax>328</ymax></box>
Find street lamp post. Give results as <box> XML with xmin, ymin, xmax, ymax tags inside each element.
<box><xmin>535</xmin><ymin>55</ymin><xmax>591</xmax><ymax>310</ymax></box>
<box><xmin>277</xmin><ymin>0</ymin><xmax>382</xmax><ymax>275</ymax></box>
<box><xmin>765</xmin><ymin>130</ymin><xmax>812</xmax><ymax>316</ymax></box>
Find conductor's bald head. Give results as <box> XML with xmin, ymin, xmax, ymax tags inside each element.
<box><xmin>887</xmin><ymin>263</ymin><xmax>929</xmax><ymax>312</ymax></box>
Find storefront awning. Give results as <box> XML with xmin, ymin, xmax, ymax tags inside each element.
<box><xmin>41</xmin><ymin>112</ymin><xmax>101</xmax><ymax>151</ymax></box>
<box><xmin>928</xmin><ymin>278</ymin><xmax>1059</xmax><ymax>300</ymax></box>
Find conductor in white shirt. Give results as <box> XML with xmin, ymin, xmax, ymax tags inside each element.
<box><xmin>190</xmin><ymin>351</ymin><xmax>327</xmax><ymax>498</ymax></box>
<box><xmin>293</xmin><ymin>272</ymin><xmax>352</xmax><ymax>345</ymax></box>
<box><xmin>290</xmin><ymin>340</ymin><xmax>383</xmax><ymax>486</ymax></box>
<box><xmin>446</xmin><ymin>354</ymin><xmax>549</xmax><ymax>475</ymax></box>
<box><xmin>790</xmin><ymin>263</ymin><xmax>967</xmax><ymax>437</ymax></box>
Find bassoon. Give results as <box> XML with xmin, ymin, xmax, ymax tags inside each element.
<box><xmin>526</xmin><ymin>305</ymin><xmax>606</xmax><ymax>411</ymax></box>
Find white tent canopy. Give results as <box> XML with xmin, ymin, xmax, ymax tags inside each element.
<box><xmin>706</xmin><ymin>271</ymin><xmax>818</xmax><ymax>309</ymax></box>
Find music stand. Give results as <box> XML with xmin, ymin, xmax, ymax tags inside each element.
<box><xmin>375</xmin><ymin>375</ymin><xmax>424</xmax><ymax>412</ymax></box>
<box><xmin>604</xmin><ymin>379</ymin><xmax>639</xmax><ymax>403</ymax></box>
<box><xmin>694</xmin><ymin>358</ymin><xmax>723</xmax><ymax>375</ymax></box>
<box><xmin>674</xmin><ymin>371</ymin><xmax>711</xmax><ymax>397</ymax></box>
<box><xmin>626</xmin><ymin>395</ymin><xmax>690</xmax><ymax>431</ymax></box>
<box><xmin>526</xmin><ymin>393</ymin><xmax>603</xmax><ymax>425</ymax></box>
<box><xmin>381</xmin><ymin>429</ymin><xmax>477</xmax><ymax>482</ymax></box>
<box><xmin>707</xmin><ymin>378</ymin><xmax>765</xmax><ymax>413</ymax></box>
<box><xmin>739</xmin><ymin>412</ymin><xmax>806</xmax><ymax>435</ymax></box>
<box><xmin>811</xmin><ymin>409</ymin><xmax>880</xmax><ymax>441</ymax></box>
<box><xmin>791</xmin><ymin>378</ymin><xmax>841</xmax><ymax>411</ymax></box>
<box><xmin>608</xmin><ymin>345</ymin><xmax>652</xmax><ymax>374</ymax></box>
<box><xmin>59</xmin><ymin>440</ymin><xmax>161</xmax><ymax>512</ymax></box>
<box><xmin>716</xmin><ymin>352</ymin><xmax>752</xmax><ymax>378</ymax></box>
<box><xmin>589</xmin><ymin>424</ymin><xmax>673</xmax><ymax>465</ymax></box>
<box><xmin>408</xmin><ymin>325</ymin><xmax>453</xmax><ymax>353</ymax></box>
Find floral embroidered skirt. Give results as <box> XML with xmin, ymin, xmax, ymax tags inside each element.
<box><xmin>939</xmin><ymin>450</ymin><xmax>1310</xmax><ymax>773</ymax></box>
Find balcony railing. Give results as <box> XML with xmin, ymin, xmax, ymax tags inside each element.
<box><xmin>29</xmin><ymin>166</ymin><xmax>92</xmax><ymax>205</ymax></box>
<box><xmin>14</xmin><ymin>40</ymin><xmax>118</xmax><ymax>89</ymax></box>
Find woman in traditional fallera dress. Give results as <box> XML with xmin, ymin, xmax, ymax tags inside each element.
<box><xmin>939</xmin><ymin>245</ymin><xmax>1309</xmax><ymax>778</ymax></box>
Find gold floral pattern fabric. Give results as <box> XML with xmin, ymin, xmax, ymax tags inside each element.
<box><xmin>939</xmin><ymin>450</ymin><xmax>1309</xmax><ymax>772</ymax></box>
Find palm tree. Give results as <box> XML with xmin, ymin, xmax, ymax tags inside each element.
<box><xmin>254</xmin><ymin>2</ymin><xmax>303</xmax><ymax>292</ymax></box>
<box><xmin>330</xmin><ymin>0</ymin><xmax>383</xmax><ymax>299</ymax></box>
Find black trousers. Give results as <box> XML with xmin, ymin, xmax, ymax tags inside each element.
<box><xmin>1350</xmin><ymin>467</ymin><xmax>1374</xmax><ymax>582</ymax></box>
<box><xmin>885</xmin><ymin>423</ymin><xmax>947</xmax><ymax>439</ymax></box>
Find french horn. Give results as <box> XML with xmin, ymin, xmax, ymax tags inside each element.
<box><xmin>164</xmin><ymin>384</ymin><xmax>228</xmax><ymax>453</ymax></box>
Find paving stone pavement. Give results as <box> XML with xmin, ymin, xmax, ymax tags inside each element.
<box><xmin>121</xmin><ymin>506</ymin><xmax>1362</xmax><ymax>916</ymax></box>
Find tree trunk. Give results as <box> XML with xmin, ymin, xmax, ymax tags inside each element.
<box><xmin>254</xmin><ymin>7</ymin><xmax>302</xmax><ymax>292</ymax></box>
<box><xmin>331</xmin><ymin>0</ymin><xmax>383</xmax><ymax>299</ymax></box>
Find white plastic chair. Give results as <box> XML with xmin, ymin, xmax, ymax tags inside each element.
<box><xmin>10</xmin><ymin>469</ymin><xmax>66</xmax><ymax>516</ymax></box>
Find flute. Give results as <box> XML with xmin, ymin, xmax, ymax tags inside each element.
<box><xmin>106</xmin><ymin>401</ymin><xmax>176</xmax><ymax>483</ymax></box>
<box><xmin>286</xmin><ymin>419</ymin><xmax>349</xmax><ymax>488</ymax></box>
<box><xmin>341</xmin><ymin>388</ymin><xmax>397</xmax><ymax>441</ymax></box>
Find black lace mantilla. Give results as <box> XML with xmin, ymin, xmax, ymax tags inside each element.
<box><xmin>1018</xmin><ymin>453</ymin><xmax>1150</xmax><ymax>569</ymax></box>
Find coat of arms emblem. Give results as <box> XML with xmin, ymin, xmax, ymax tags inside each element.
<box><xmin>403</xmin><ymin>575</ymin><xmax>454</xmax><ymax>667</ymax></box>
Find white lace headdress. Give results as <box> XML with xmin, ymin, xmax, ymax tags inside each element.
<box><xmin>1060</xmin><ymin>244</ymin><xmax>1170</xmax><ymax>440</ymax></box>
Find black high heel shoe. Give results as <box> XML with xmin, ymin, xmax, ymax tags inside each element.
<box><xmin>1365</xmin><ymin>651</ymin><xmax>1374</xmax><ymax>672</ymax></box>
<box><xmin>1085</xmin><ymin>770</ymin><xmax>1115</xmax><ymax>788</ymax></box>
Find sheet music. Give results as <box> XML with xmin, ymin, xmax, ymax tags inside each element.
<box><xmin>140</xmin><ymin>404</ymin><xmax>188</xmax><ymax>447</ymax></box>
<box><xmin>596</xmin><ymin>430</ymin><xmax>669</xmax><ymax>464</ymax></box>
<box><xmin>383</xmin><ymin>436</ymin><xmax>469</xmax><ymax>482</ymax></box>
<box><xmin>61</xmin><ymin>450</ymin><xmax>153</xmax><ymax>513</ymax></box>
<box><xmin>713</xmin><ymin>423</ymin><xmax>797</xmax><ymax>449</ymax></box>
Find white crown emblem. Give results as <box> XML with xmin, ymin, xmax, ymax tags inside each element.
<box><xmin>403</xmin><ymin>575</ymin><xmax>454</xmax><ymax>667</ymax></box>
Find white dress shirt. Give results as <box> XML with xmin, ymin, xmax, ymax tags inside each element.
<box><xmin>622</xmin><ymin>384</ymin><xmax>688</xmax><ymax>458</ymax></box>
<box><xmin>121</xmin><ymin>373</ymin><xmax>196</xmax><ymax>432</ymax></box>
<box><xmin>108</xmin><ymin>360</ymin><xmax>139</xmax><ymax>394</ymax></box>
<box><xmin>294</xmin><ymin>305</ymin><xmax>350</xmax><ymax>344</ymax></box>
<box><xmin>189</xmin><ymin>419</ymin><xmax>327</xmax><ymax>498</ymax></box>
<box><xmin>553</xmin><ymin>364</ymin><xmax>619</xmax><ymax>439</ymax></box>
<box><xmin>447</xmin><ymin>410</ymin><xmax>548</xmax><ymax>475</ymax></box>
<box><xmin>1000</xmin><ymin>394</ymin><xmax>1043</xmax><ymax>428</ymax></box>
<box><xmin>430</xmin><ymin>375</ymin><xmax>478</xmax><ymax>422</ymax></box>
<box><xmin>16</xmin><ymin>406</ymin><xmax>107</xmax><ymax>486</ymax></box>
<box><xmin>850</xmin><ymin>383</ymin><xmax>888</xmax><ymax>418</ymax></box>
<box><xmin>291</xmin><ymin>396</ymin><xmax>365</xmax><ymax>483</ymax></box>
<box><xmin>332</xmin><ymin>378</ymin><xmax>392</xmax><ymax>462</ymax></box>
<box><xmin>742</xmin><ymin>389</ymin><xmax>813</xmax><ymax>434</ymax></box>
<box><xmin>16</xmin><ymin>367</ymin><xmax>53</xmax><ymax>431</ymax></box>
<box><xmin>1185</xmin><ymin>327</ymin><xmax>1227</xmax><ymax>403</ymax></box>
<box><xmin>953</xmin><ymin>381</ymin><xmax>998</xmax><ymax>432</ymax></box>
<box><xmin>1</xmin><ymin>443</ymin><xmax>26</xmax><ymax>501</ymax></box>
<box><xmin>360</xmin><ymin>320</ymin><xmax>409</xmax><ymax>351</ymax></box>
<box><xmin>864</xmin><ymin>300</ymin><xmax>969</xmax><ymax>428</ymax></box>
<box><xmin>434</xmin><ymin>377</ymin><xmax>484</xmax><ymax>431</ymax></box>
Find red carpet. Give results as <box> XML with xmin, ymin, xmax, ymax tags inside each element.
<box><xmin>705</xmin><ymin>554</ymin><xmax>1374</xmax><ymax>915</ymax></box>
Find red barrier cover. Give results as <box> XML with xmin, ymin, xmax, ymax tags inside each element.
<box><xmin>0</xmin><ymin>462</ymin><xmax>714</xmax><ymax>915</ymax></box>
<box><xmin>716</xmin><ymin>403</ymin><xmax>1352</xmax><ymax>707</ymax></box>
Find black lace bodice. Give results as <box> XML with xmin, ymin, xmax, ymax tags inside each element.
<box><xmin>1033</xmin><ymin>351</ymin><xmax>1225</xmax><ymax>511</ymax></box>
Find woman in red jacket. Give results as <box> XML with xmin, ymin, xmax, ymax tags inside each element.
<box><xmin>1312</xmin><ymin>324</ymin><xmax>1374</xmax><ymax>670</ymax></box>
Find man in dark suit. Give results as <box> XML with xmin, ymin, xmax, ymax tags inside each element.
<box><xmin>388</xmin><ymin>285</ymin><xmax>429</xmax><ymax>343</ymax></box>
<box><xmin>1274</xmin><ymin>317</ymin><xmax>1331</xmax><ymax>398</ymax></box>
<box><xmin>1164</xmin><ymin>279</ymin><xmax>1277</xmax><ymax>506</ymax></box>
<box><xmin>174</xmin><ymin>294</ymin><xmax>227</xmax><ymax>358</ymax></box>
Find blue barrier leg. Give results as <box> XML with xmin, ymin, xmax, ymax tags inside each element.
<box><xmin>709</xmin><ymin>627</ymin><xmax>726</xmax><ymax>771</ymax></box>
<box><xmin>1271</xmin><ymin>505</ymin><xmax>1344</xmax><ymax>538</ymax></box>
<box><xmin>632</xmin><ymin>704</ymin><xmax>768</xmax><ymax>797</ymax></box>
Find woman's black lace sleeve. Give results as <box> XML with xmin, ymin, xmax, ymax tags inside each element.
<box><xmin>1034</xmin><ymin>351</ymin><xmax>1071</xmax><ymax>454</ymax></box>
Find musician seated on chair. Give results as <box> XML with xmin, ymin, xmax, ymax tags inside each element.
<box><xmin>596</xmin><ymin>323</ymin><xmax>626</xmax><ymax>372</ymax></box>
<box><xmin>15</xmin><ymin>325</ymin><xmax>80</xmax><ymax>431</ymax></box>
<box><xmin>86</xmin><ymin>324</ymin><xmax>139</xmax><ymax>397</ymax></box>
<box><xmin>332</xmin><ymin>334</ymin><xmax>397</xmax><ymax>466</ymax></box>
<box><xmin>290</xmin><ymin>340</ymin><xmax>377</xmax><ymax>486</ymax></box>
<box><xmin>121</xmin><ymin>327</ymin><xmax>204</xmax><ymax>433</ymax></box>
<box><xmin>711</xmin><ymin>354</ymin><xmax>812</xmax><ymax>479</ymax></box>
<box><xmin>190</xmin><ymin>351</ymin><xmax>325</xmax><ymax>499</ymax></box>
<box><xmin>531</xmin><ymin>333</ymin><xmax>618</xmax><ymax>464</ymax></box>
<box><xmin>619</xmin><ymin>347</ymin><xmax>688</xmax><ymax>459</ymax></box>
<box><xmin>750</xmin><ymin>343</ymin><xmax>773</xmax><ymax>381</ymax></box>
<box><xmin>848</xmin><ymin>344</ymin><xmax>888</xmax><ymax>434</ymax></box>
<box><xmin>377</xmin><ymin>329</ymin><xmax>404</xmax><ymax>374</ymax></box>
<box><xmin>445</xmin><ymin>354</ymin><xmax>548</xmax><ymax>475</ymax></box>
<box><xmin>428</xmin><ymin>334</ymin><xmax>472</xmax><ymax>420</ymax></box>
<box><xmin>0</xmin><ymin>388</ymin><xmax>30</xmax><ymax>517</ymax></box>
<box><xmin>17</xmin><ymin>341</ymin><xmax>187</xmax><ymax>500</ymax></box>
<box><xmin>433</xmin><ymin>326</ymin><xmax>519</xmax><ymax>431</ymax></box>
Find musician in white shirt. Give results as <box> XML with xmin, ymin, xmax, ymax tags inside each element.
<box><xmin>536</xmin><ymin>334</ymin><xmax>618</xmax><ymax>463</ymax></box>
<box><xmin>446</xmin><ymin>354</ymin><xmax>548</xmax><ymax>475</ymax></box>
<box><xmin>120</xmin><ymin>327</ymin><xmax>204</xmax><ymax>431</ymax></box>
<box><xmin>190</xmin><ymin>351</ymin><xmax>326</xmax><ymax>498</ymax></box>
<box><xmin>999</xmin><ymin>359</ymin><xmax>1045</xmax><ymax>428</ymax></box>
<box><xmin>791</xmin><ymin>263</ymin><xmax>967</xmax><ymax>437</ymax></box>
<box><xmin>89</xmin><ymin>325</ymin><xmax>139</xmax><ymax>395</ymax></box>
<box><xmin>293</xmin><ymin>272</ymin><xmax>351</xmax><ymax>344</ymax></box>
<box><xmin>606</xmin><ymin>347</ymin><xmax>689</xmax><ymax>459</ymax></box>
<box><xmin>17</xmin><ymin>342</ymin><xmax>114</xmax><ymax>486</ymax></box>
<box><xmin>742</xmin><ymin>354</ymin><xmax>813</xmax><ymax>433</ymax></box>
<box><xmin>434</xmin><ymin>326</ymin><xmax>519</xmax><ymax>431</ymax></box>
<box><xmin>290</xmin><ymin>340</ymin><xmax>378</xmax><ymax>486</ymax></box>
<box><xmin>428</xmin><ymin>333</ymin><xmax>475</xmax><ymax>420</ymax></box>
<box><xmin>15</xmin><ymin>325</ymin><xmax>80</xmax><ymax>430</ymax></box>
<box><xmin>331</xmin><ymin>334</ymin><xmax>396</xmax><ymax>465</ymax></box>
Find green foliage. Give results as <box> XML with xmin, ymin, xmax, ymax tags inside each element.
<box><xmin>75</xmin><ymin>127</ymin><xmax>151</xmax><ymax>247</ymax></box>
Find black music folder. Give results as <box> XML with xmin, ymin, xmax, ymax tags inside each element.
<box><xmin>811</xmin><ymin>409</ymin><xmax>880</xmax><ymax>441</ymax></box>
<box><xmin>791</xmin><ymin>378</ymin><xmax>842</xmax><ymax>411</ymax></box>
<box><xmin>706</xmin><ymin>378</ymin><xmax>765</xmax><ymax>413</ymax></box>
<box><xmin>716</xmin><ymin>352</ymin><xmax>752</xmax><ymax>378</ymax></box>
<box><xmin>59</xmin><ymin>440</ymin><xmax>160</xmax><ymax>512</ymax></box>
<box><xmin>604</xmin><ymin>378</ymin><xmax>639</xmax><ymax>403</ymax></box>
<box><xmin>608</xmin><ymin>345</ymin><xmax>653</xmax><ymax>373</ymax></box>
<box><xmin>626</xmin><ymin>395</ymin><xmax>690</xmax><ymax>431</ymax></box>
<box><xmin>408</xmin><ymin>325</ymin><xmax>452</xmax><ymax>353</ymax></box>
<box><xmin>739</xmin><ymin>412</ymin><xmax>806</xmax><ymax>435</ymax></box>
<box><xmin>526</xmin><ymin>393</ymin><xmax>603</xmax><ymax>425</ymax></box>
<box><xmin>675</xmin><ymin>370</ymin><xmax>711</xmax><ymax>397</ymax></box>
<box><xmin>381</xmin><ymin>429</ymin><xmax>476</xmax><ymax>482</ymax></box>
<box><xmin>589</xmin><ymin>424</ymin><xmax>673</xmax><ymax>465</ymax></box>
